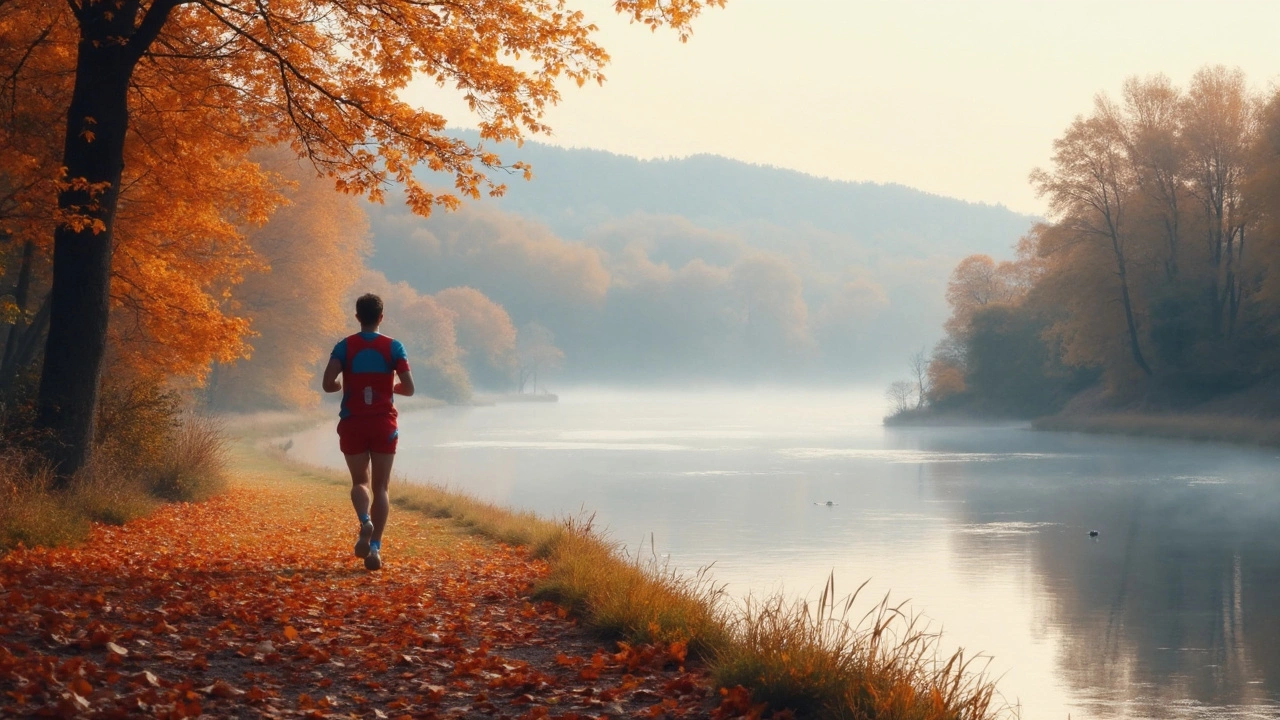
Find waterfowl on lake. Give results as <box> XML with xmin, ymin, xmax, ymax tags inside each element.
<box><xmin>815</xmin><ymin>501</ymin><xmax>837</xmax><ymax>506</ymax></box>
<box><xmin>1088</xmin><ymin>530</ymin><xmax>1099</xmax><ymax>537</ymax></box>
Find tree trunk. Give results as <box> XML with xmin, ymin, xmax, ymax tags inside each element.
<box><xmin>1118</xmin><ymin>275</ymin><xmax>1152</xmax><ymax>376</ymax></box>
<box><xmin>1109</xmin><ymin>232</ymin><xmax>1152</xmax><ymax>377</ymax></box>
<box><xmin>37</xmin><ymin>4</ymin><xmax>140</xmax><ymax>479</ymax></box>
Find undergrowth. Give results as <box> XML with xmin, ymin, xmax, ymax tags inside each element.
<box><xmin>0</xmin><ymin>381</ymin><xmax>228</xmax><ymax>552</ymax></box>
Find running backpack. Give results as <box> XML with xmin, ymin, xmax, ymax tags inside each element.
<box><xmin>340</xmin><ymin>333</ymin><xmax>397</xmax><ymax>418</ymax></box>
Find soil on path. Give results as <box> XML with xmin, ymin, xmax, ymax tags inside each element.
<box><xmin>0</xmin><ymin>461</ymin><xmax>720</xmax><ymax>719</ymax></box>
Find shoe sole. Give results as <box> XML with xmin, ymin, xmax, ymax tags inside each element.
<box><xmin>354</xmin><ymin>524</ymin><xmax>374</xmax><ymax>558</ymax></box>
<box><xmin>364</xmin><ymin>553</ymin><xmax>382</xmax><ymax>571</ymax></box>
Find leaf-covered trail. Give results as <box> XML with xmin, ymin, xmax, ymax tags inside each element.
<box><xmin>0</xmin><ymin>461</ymin><xmax>719</xmax><ymax>718</ymax></box>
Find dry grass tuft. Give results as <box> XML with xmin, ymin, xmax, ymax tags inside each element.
<box><xmin>146</xmin><ymin>413</ymin><xmax>229</xmax><ymax>502</ymax></box>
<box><xmin>535</xmin><ymin>519</ymin><xmax>730</xmax><ymax>658</ymax></box>
<box><xmin>0</xmin><ymin>448</ymin><xmax>86</xmax><ymax>549</ymax></box>
<box><xmin>715</xmin><ymin>575</ymin><xmax>1002</xmax><ymax>719</ymax></box>
<box><xmin>0</xmin><ymin>448</ymin><xmax>156</xmax><ymax>550</ymax></box>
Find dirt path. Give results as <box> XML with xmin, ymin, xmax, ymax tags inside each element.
<box><xmin>0</xmin><ymin>460</ymin><xmax>724</xmax><ymax>718</ymax></box>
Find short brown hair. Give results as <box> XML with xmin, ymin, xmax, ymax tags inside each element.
<box><xmin>355</xmin><ymin>293</ymin><xmax>384</xmax><ymax>325</ymax></box>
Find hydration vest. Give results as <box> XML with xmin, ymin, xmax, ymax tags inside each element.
<box><xmin>340</xmin><ymin>333</ymin><xmax>397</xmax><ymax>418</ymax></box>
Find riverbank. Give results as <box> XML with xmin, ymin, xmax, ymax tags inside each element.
<box><xmin>0</xmin><ymin>412</ymin><xmax>1011</xmax><ymax>719</ymax></box>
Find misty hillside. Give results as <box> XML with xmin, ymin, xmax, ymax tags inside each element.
<box><xmin>476</xmin><ymin>141</ymin><xmax>1035</xmax><ymax>258</ymax></box>
<box><xmin>363</xmin><ymin>138</ymin><xmax>1037</xmax><ymax>384</ymax></box>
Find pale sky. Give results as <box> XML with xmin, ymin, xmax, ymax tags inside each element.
<box><xmin>405</xmin><ymin>1</ymin><xmax>1280</xmax><ymax>216</ymax></box>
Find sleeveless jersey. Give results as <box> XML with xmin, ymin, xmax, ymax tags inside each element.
<box><xmin>336</xmin><ymin>333</ymin><xmax>403</xmax><ymax>418</ymax></box>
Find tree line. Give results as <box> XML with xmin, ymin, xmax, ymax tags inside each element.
<box><xmin>909</xmin><ymin>67</ymin><xmax>1280</xmax><ymax>419</ymax></box>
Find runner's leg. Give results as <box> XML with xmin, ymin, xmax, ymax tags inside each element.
<box><xmin>369</xmin><ymin>452</ymin><xmax>394</xmax><ymax>543</ymax></box>
<box><xmin>346</xmin><ymin>452</ymin><xmax>372</xmax><ymax>519</ymax></box>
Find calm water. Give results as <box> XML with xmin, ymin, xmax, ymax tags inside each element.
<box><xmin>289</xmin><ymin>390</ymin><xmax>1280</xmax><ymax>719</ymax></box>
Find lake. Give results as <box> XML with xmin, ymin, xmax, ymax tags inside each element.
<box><xmin>287</xmin><ymin>389</ymin><xmax>1280</xmax><ymax>719</ymax></box>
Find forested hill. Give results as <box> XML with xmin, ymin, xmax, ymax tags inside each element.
<box><xmin>474</xmin><ymin>138</ymin><xmax>1034</xmax><ymax>257</ymax></box>
<box><xmin>362</xmin><ymin>137</ymin><xmax>1037</xmax><ymax>384</ymax></box>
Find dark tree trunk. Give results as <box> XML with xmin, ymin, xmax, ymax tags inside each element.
<box><xmin>1118</xmin><ymin>272</ymin><xmax>1152</xmax><ymax>377</ymax></box>
<box><xmin>1108</xmin><ymin>229</ymin><xmax>1152</xmax><ymax>377</ymax></box>
<box><xmin>37</xmin><ymin>1</ymin><xmax>143</xmax><ymax>479</ymax></box>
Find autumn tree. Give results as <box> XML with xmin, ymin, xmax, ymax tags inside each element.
<box><xmin>434</xmin><ymin>287</ymin><xmax>518</xmax><ymax>389</ymax></box>
<box><xmin>1181</xmin><ymin>66</ymin><xmax>1257</xmax><ymax>338</ymax></box>
<box><xmin>942</xmin><ymin>66</ymin><xmax>1280</xmax><ymax>412</ymax></box>
<box><xmin>18</xmin><ymin>0</ymin><xmax>723</xmax><ymax>475</ymax></box>
<box><xmin>942</xmin><ymin>254</ymin><xmax>1021</xmax><ymax>338</ymax></box>
<box><xmin>205</xmin><ymin>151</ymin><xmax>369</xmax><ymax>411</ymax></box>
<box><xmin>1</xmin><ymin>0</ymin><xmax>278</xmax><ymax>403</ymax></box>
<box><xmin>1032</xmin><ymin>98</ymin><xmax>1155</xmax><ymax>377</ymax></box>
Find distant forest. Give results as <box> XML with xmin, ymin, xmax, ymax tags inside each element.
<box><xmin>363</xmin><ymin>137</ymin><xmax>1034</xmax><ymax>386</ymax></box>
<box><xmin>894</xmin><ymin>67</ymin><xmax>1280</xmax><ymax>420</ymax></box>
<box><xmin>5</xmin><ymin>100</ymin><xmax>1040</xmax><ymax>412</ymax></box>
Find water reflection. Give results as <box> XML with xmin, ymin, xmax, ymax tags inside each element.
<box><xmin>905</xmin><ymin>428</ymin><xmax>1280</xmax><ymax>718</ymax></box>
<box><xmin>288</xmin><ymin>391</ymin><xmax>1280</xmax><ymax>718</ymax></box>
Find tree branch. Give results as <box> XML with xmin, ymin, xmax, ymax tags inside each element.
<box><xmin>125</xmin><ymin>0</ymin><xmax>186</xmax><ymax>65</ymax></box>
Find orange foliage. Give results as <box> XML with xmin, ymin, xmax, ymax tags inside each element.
<box><xmin>926</xmin><ymin>358</ymin><xmax>965</xmax><ymax>403</ymax></box>
<box><xmin>1</xmin><ymin>0</ymin><xmax>280</xmax><ymax>382</ymax></box>
<box><xmin>435</xmin><ymin>287</ymin><xmax>518</xmax><ymax>387</ymax></box>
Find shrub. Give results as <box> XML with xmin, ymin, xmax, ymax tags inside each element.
<box><xmin>146</xmin><ymin>413</ymin><xmax>228</xmax><ymax>502</ymax></box>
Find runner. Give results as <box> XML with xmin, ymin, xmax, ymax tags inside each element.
<box><xmin>321</xmin><ymin>293</ymin><xmax>414</xmax><ymax>570</ymax></box>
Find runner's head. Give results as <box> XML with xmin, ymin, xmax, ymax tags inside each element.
<box><xmin>356</xmin><ymin>293</ymin><xmax>384</xmax><ymax>329</ymax></box>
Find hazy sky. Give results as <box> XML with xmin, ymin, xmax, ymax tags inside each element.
<box><xmin>406</xmin><ymin>1</ymin><xmax>1280</xmax><ymax>216</ymax></box>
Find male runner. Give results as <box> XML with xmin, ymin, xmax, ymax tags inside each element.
<box><xmin>322</xmin><ymin>293</ymin><xmax>414</xmax><ymax>570</ymax></box>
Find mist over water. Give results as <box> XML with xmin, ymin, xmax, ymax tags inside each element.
<box><xmin>289</xmin><ymin>389</ymin><xmax>1280</xmax><ymax>719</ymax></box>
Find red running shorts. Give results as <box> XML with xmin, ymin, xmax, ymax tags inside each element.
<box><xmin>337</xmin><ymin>415</ymin><xmax>399</xmax><ymax>455</ymax></box>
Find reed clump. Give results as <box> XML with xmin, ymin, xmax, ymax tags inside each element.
<box><xmin>716</xmin><ymin>576</ymin><xmax>1002</xmax><ymax>719</ymax></box>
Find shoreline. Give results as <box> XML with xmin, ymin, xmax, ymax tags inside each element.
<box><xmin>885</xmin><ymin>406</ymin><xmax>1280</xmax><ymax>449</ymax></box>
<box><xmin>1032</xmin><ymin>412</ymin><xmax>1280</xmax><ymax>448</ymax></box>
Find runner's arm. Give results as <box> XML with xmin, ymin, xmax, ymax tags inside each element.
<box><xmin>394</xmin><ymin>370</ymin><xmax>415</xmax><ymax>396</ymax></box>
<box><xmin>322</xmin><ymin>358</ymin><xmax>343</xmax><ymax>393</ymax></box>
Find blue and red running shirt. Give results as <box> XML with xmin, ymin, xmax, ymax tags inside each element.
<box><xmin>330</xmin><ymin>332</ymin><xmax>410</xmax><ymax>419</ymax></box>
